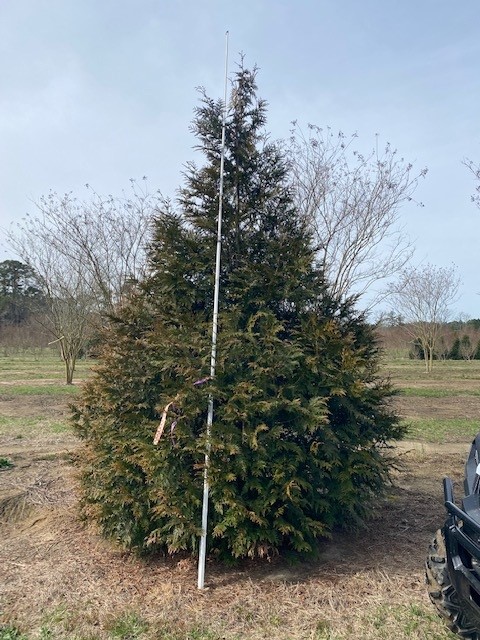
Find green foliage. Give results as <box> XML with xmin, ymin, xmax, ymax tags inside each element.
<box><xmin>73</xmin><ymin>64</ymin><xmax>403</xmax><ymax>559</ymax></box>
<box><xmin>0</xmin><ymin>626</ymin><xmax>28</xmax><ymax>640</ymax></box>
<box><xmin>0</xmin><ymin>456</ymin><xmax>14</xmax><ymax>469</ymax></box>
<box><xmin>105</xmin><ymin>612</ymin><xmax>148</xmax><ymax>639</ymax></box>
<box><xmin>449</xmin><ymin>337</ymin><xmax>462</xmax><ymax>360</ymax></box>
<box><xmin>0</xmin><ymin>260</ymin><xmax>43</xmax><ymax>326</ymax></box>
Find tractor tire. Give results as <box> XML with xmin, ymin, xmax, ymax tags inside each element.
<box><xmin>426</xmin><ymin>529</ymin><xmax>480</xmax><ymax>639</ymax></box>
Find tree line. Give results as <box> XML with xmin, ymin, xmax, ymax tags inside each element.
<box><xmin>379</xmin><ymin>318</ymin><xmax>480</xmax><ymax>361</ymax></box>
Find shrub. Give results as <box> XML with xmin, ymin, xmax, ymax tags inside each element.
<box><xmin>73</xmin><ymin>65</ymin><xmax>404</xmax><ymax>559</ymax></box>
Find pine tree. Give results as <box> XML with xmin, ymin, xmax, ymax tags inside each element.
<box><xmin>73</xmin><ymin>65</ymin><xmax>404</xmax><ymax>559</ymax></box>
<box><xmin>449</xmin><ymin>337</ymin><xmax>461</xmax><ymax>360</ymax></box>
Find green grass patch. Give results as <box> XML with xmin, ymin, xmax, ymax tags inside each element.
<box><xmin>4</xmin><ymin>610</ymin><xmax>226</xmax><ymax>640</ymax></box>
<box><xmin>0</xmin><ymin>370</ymin><xmax>65</xmax><ymax>381</ymax></box>
<box><xmin>0</xmin><ymin>415</ymin><xmax>71</xmax><ymax>438</ymax></box>
<box><xmin>105</xmin><ymin>613</ymin><xmax>149</xmax><ymax>639</ymax></box>
<box><xmin>361</xmin><ymin>603</ymin><xmax>457</xmax><ymax>639</ymax></box>
<box><xmin>0</xmin><ymin>353</ymin><xmax>95</xmax><ymax>385</ymax></box>
<box><xmin>0</xmin><ymin>627</ymin><xmax>28</xmax><ymax>640</ymax></box>
<box><xmin>0</xmin><ymin>385</ymin><xmax>80</xmax><ymax>396</ymax></box>
<box><xmin>404</xmin><ymin>418</ymin><xmax>479</xmax><ymax>443</ymax></box>
<box><xmin>0</xmin><ymin>456</ymin><xmax>14</xmax><ymax>469</ymax></box>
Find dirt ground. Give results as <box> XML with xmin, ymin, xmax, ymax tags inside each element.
<box><xmin>0</xmin><ymin>392</ymin><xmax>474</xmax><ymax>639</ymax></box>
<box><xmin>394</xmin><ymin>394</ymin><xmax>480</xmax><ymax>421</ymax></box>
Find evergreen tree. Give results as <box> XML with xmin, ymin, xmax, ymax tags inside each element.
<box><xmin>0</xmin><ymin>260</ymin><xmax>42</xmax><ymax>325</ymax></box>
<box><xmin>73</xmin><ymin>65</ymin><xmax>404</xmax><ymax>559</ymax></box>
<box><xmin>449</xmin><ymin>337</ymin><xmax>461</xmax><ymax>360</ymax></box>
<box><xmin>409</xmin><ymin>338</ymin><xmax>424</xmax><ymax>360</ymax></box>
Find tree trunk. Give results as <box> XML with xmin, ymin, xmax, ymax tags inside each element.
<box><xmin>65</xmin><ymin>355</ymin><xmax>75</xmax><ymax>385</ymax></box>
<box><xmin>60</xmin><ymin>341</ymin><xmax>76</xmax><ymax>384</ymax></box>
<box><xmin>422</xmin><ymin>342</ymin><xmax>434</xmax><ymax>373</ymax></box>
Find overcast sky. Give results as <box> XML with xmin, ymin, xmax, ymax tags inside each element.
<box><xmin>1</xmin><ymin>1</ymin><xmax>479</xmax><ymax>316</ymax></box>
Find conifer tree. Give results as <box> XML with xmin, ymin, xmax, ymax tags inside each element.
<box><xmin>73</xmin><ymin>64</ymin><xmax>404</xmax><ymax>558</ymax></box>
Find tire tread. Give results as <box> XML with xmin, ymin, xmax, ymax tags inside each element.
<box><xmin>426</xmin><ymin>529</ymin><xmax>480</xmax><ymax>639</ymax></box>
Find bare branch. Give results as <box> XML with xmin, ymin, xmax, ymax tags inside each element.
<box><xmin>287</xmin><ymin>123</ymin><xmax>427</xmax><ymax>305</ymax></box>
<box><xmin>464</xmin><ymin>157</ymin><xmax>480</xmax><ymax>210</ymax></box>
<box><xmin>7</xmin><ymin>181</ymin><xmax>160</xmax><ymax>382</ymax></box>
<box><xmin>9</xmin><ymin>182</ymin><xmax>160</xmax><ymax>313</ymax></box>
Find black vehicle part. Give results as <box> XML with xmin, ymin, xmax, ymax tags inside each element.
<box><xmin>426</xmin><ymin>434</ymin><xmax>480</xmax><ymax>638</ymax></box>
<box><xmin>426</xmin><ymin>529</ymin><xmax>480</xmax><ymax>638</ymax></box>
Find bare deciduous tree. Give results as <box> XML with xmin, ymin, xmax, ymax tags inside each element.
<box><xmin>45</xmin><ymin>279</ymin><xmax>94</xmax><ymax>385</ymax></box>
<box><xmin>8</xmin><ymin>232</ymin><xmax>95</xmax><ymax>383</ymax></box>
<box><xmin>459</xmin><ymin>332</ymin><xmax>477</xmax><ymax>361</ymax></box>
<box><xmin>8</xmin><ymin>179</ymin><xmax>159</xmax><ymax>382</ymax></box>
<box><xmin>287</xmin><ymin>123</ymin><xmax>428</xmax><ymax>304</ymax></box>
<box><xmin>387</xmin><ymin>263</ymin><xmax>460</xmax><ymax>372</ymax></box>
<box><xmin>12</xmin><ymin>179</ymin><xmax>158</xmax><ymax>314</ymax></box>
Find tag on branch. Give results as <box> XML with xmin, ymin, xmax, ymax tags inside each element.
<box><xmin>153</xmin><ymin>401</ymin><xmax>173</xmax><ymax>445</ymax></box>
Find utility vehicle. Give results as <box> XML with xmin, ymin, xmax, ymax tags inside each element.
<box><xmin>426</xmin><ymin>434</ymin><xmax>480</xmax><ymax>638</ymax></box>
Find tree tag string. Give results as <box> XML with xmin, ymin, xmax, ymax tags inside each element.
<box><xmin>153</xmin><ymin>377</ymin><xmax>211</xmax><ymax>445</ymax></box>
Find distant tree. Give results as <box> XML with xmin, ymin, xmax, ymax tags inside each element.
<box><xmin>287</xmin><ymin>123</ymin><xmax>427</xmax><ymax>305</ymax></box>
<box><xmin>449</xmin><ymin>337</ymin><xmax>461</xmax><ymax>360</ymax></box>
<box><xmin>408</xmin><ymin>338</ymin><xmax>423</xmax><ymax>360</ymax></box>
<box><xmin>388</xmin><ymin>264</ymin><xmax>460</xmax><ymax>372</ymax></box>
<box><xmin>460</xmin><ymin>334</ymin><xmax>475</xmax><ymax>360</ymax></box>
<box><xmin>46</xmin><ymin>281</ymin><xmax>95</xmax><ymax>383</ymax></box>
<box><xmin>7</xmin><ymin>240</ymin><xmax>95</xmax><ymax>383</ymax></box>
<box><xmin>376</xmin><ymin>311</ymin><xmax>404</xmax><ymax>327</ymax></box>
<box><xmin>73</xmin><ymin>65</ymin><xmax>404</xmax><ymax>560</ymax></box>
<box><xmin>458</xmin><ymin>327</ymin><xmax>480</xmax><ymax>361</ymax></box>
<box><xmin>9</xmin><ymin>180</ymin><xmax>157</xmax><ymax>315</ymax></box>
<box><xmin>8</xmin><ymin>181</ymin><xmax>159</xmax><ymax>382</ymax></box>
<box><xmin>436</xmin><ymin>335</ymin><xmax>450</xmax><ymax>361</ymax></box>
<box><xmin>0</xmin><ymin>260</ymin><xmax>42</xmax><ymax>325</ymax></box>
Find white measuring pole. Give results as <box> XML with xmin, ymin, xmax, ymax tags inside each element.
<box><xmin>197</xmin><ymin>31</ymin><xmax>229</xmax><ymax>590</ymax></box>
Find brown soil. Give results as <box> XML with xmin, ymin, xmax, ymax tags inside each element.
<box><xmin>394</xmin><ymin>394</ymin><xmax>480</xmax><ymax>420</ymax></box>
<box><xmin>0</xmin><ymin>395</ymin><xmax>69</xmax><ymax>418</ymax></box>
<box><xmin>0</xmin><ymin>393</ymin><xmax>473</xmax><ymax>639</ymax></box>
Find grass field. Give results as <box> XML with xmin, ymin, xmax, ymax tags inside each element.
<box><xmin>385</xmin><ymin>357</ymin><xmax>480</xmax><ymax>443</ymax></box>
<box><xmin>1</xmin><ymin>351</ymin><xmax>479</xmax><ymax>639</ymax></box>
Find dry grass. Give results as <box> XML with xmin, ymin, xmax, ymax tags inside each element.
<box><xmin>0</xmin><ymin>446</ymin><xmax>462</xmax><ymax>639</ymax></box>
<box><xmin>0</xmin><ymin>355</ymin><xmax>472</xmax><ymax>639</ymax></box>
